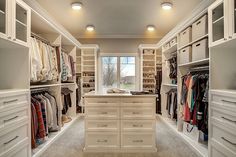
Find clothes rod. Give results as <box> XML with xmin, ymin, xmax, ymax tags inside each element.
<box><xmin>31</xmin><ymin>32</ymin><xmax>54</xmax><ymax>46</ymax></box>
<box><xmin>190</xmin><ymin>66</ymin><xmax>209</xmax><ymax>72</ymax></box>
<box><xmin>31</xmin><ymin>87</ymin><xmax>49</xmax><ymax>93</ymax></box>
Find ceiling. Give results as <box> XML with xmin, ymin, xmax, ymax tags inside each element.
<box><xmin>35</xmin><ymin>0</ymin><xmax>203</xmax><ymax>39</ymax></box>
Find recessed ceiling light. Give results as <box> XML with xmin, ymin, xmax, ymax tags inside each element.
<box><xmin>86</xmin><ymin>25</ymin><xmax>95</xmax><ymax>32</ymax></box>
<box><xmin>71</xmin><ymin>2</ymin><xmax>82</xmax><ymax>10</ymax></box>
<box><xmin>161</xmin><ymin>2</ymin><xmax>173</xmax><ymax>10</ymax></box>
<box><xmin>147</xmin><ymin>25</ymin><xmax>155</xmax><ymax>32</ymax></box>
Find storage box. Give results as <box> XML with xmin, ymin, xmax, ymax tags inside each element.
<box><xmin>192</xmin><ymin>15</ymin><xmax>208</xmax><ymax>41</ymax></box>
<box><xmin>192</xmin><ymin>38</ymin><xmax>209</xmax><ymax>61</ymax></box>
<box><xmin>179</xmin><ymin>46</ymin><xmax>192</xmax><ymax>64</ymax></box>
<box><xmin>170</xmin><ymin>38</ymin><xmax>177</xmax><ymax>47</ymax></box>
<box><xmin>162</xmin><ymin>43</ymin><xmax>170</xmax><ymax>51</ymax></box>
<box><xmin>183</xmin><ymin>122</ymin><xmax>199</xmax><ymax>142</ymax></box>
<box><xmin>179</xmin><ymin>27</ymin><xmax>192</xmax><ymax>47</ymax></box>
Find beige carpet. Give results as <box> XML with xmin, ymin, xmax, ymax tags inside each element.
<box><xmin>41</xmin><ymin>117</ymin><xmax>200</xmax><ymax>157</ymax></box>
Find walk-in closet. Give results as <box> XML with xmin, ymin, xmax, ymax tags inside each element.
<box><xmin>0</xmin><ymin>0</ymin><xmax>235</xmax><ymax>157</ymax></box>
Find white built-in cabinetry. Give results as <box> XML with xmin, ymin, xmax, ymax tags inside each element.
<box><xmin>208</xmin><ymin>0</ymin><xmax>236</xmax><ymax>47</ymax></box>
<box><xmin>139</xmin><ymin>45</ymin><xmax>160</xmax><ymax>93</ymax></box>
<box><xmin>0</xmin><ymin>0</ymin><xmax>30</xmax><ymax>47</ymax></box>
<box><xmin>208</xmin><ymin>1</ymin><xmax>236</xmax><ymax>157</ymax></box>
<box><xmin>84</xmin><ymin>94</ymin><xmax>157</xmax><ymax>152</ymax></box>
<box><xmin>81</xmin><ymin>45</ymin><xmax>98</xmax><ymax>96</ymax></box>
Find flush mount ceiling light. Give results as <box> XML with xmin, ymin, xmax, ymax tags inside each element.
<box><xmin>147</xmin><ymin>25</ymin><xmax>155</xmax><ymax>32</ymax></box>
<box><xmin>86</xmin><ymin>25</ymin><xmax>95</xmax><ymax>32</ymax></box>
<box><xmin>161</xmin><ymin>2</ymin><xmax>173</xmax><ymax>10</ymax></box>
<box><xmin>71</xmin><ymin>2</ymin><xmax>83</xmax><ymax>10</ymax></box>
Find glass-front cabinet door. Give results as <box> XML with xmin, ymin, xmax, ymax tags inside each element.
<box><xmin>208</xmin><ymin>0</ymin><xmax>228</xmax><ymax>47</ymax></box>
<box><xmin>230</xmin><ymin>0</ymin><xmax>236</xmax><ymax>39</ymax></box>
<box><xmin>0</xmin><ymin>0</ymin><xmax>9</xmax><ymax>39</ymax></box>
<box><xmin>13</xmin><ymin>0</ymin><xmax>30</xmax><ymax>46</ymax></box>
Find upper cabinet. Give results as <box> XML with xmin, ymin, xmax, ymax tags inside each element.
<box><xmin>208</xmin><ymin>0</ymin><xmax>236</xmax><ymax>47</ymax></box>
<box><xmin>0</xmin><ymin>0</ymin><xmax>30</xmax><ymax>47</ymax></box>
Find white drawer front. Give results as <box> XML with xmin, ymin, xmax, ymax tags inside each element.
<box><xmin>121</xmin><ymin>132</ymin><xmax>155</xmax><ymax>148</ymax></box>
<box><xmin>211</xmin><ymin>106</ymin><xmax>236</xmax><ymax>128</ymax></box>
<box><xmin>121</xmin><ymin>97</ymin><xmax>155</xmax><ymax>103</ymax></box>
<box><xmin>85</xmin><ymin>132</ymin><xmax>119</xmax><ymax>149</ymax></box>
<box><xmin>0</xmin><ymin>138</ymin><xmax>28</xmax><ymax>157</ymax></box>
<box><xmin>86</xmin><ymin>107</ymin><xmax>119</xmax><ymax>119</ymax></box>
<box><xmin>121</xmin><ymin>107</ymin><xmax>155</xmax><ymax>119</ymax></box>
<box><xmin>85</xmin><ymin>120</ymin><xmax>119</xmax><ymax>131</ymax></box>
<box><xmin>85</xmin><ymin>97</ymin><xmax>120</xmax><ymax>107</ymax></box>
<box><xmin>121</xmin><ymin>120</ymin><xmax>155</xmax><ymax>132</ymax></box>
<box><xmin>210</xmin><ymin>139</ymin><xmax>236</xmax><ymax>157</ymax></box>
<box><xmin>212</xmin><ymin>119</ymin><xmax>236</xmax><ymax>153</ymax></box>
<box><xmin>211</xmin><ymin>92</ymin><xmax>236</xmax><ymax>110</ymax></box>
<box><xmin>0</xmin><ymin>93</ymin><xmax>28</xmax><ymax>111</ymax></box>
<box><xmin>0</xmin><ymin>106</ymin><xmax>28</xmax><ymax>130</ymax></box>
<box><xmin>0</xmin><ymin>123</ymin><xmax>28</xmax><ymax>155</ymax></box>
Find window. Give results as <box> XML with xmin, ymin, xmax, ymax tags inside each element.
<box><xmin>101</xmin><ymin>56</ymin><xmax>136</xmax><ymax>91</ymax></box>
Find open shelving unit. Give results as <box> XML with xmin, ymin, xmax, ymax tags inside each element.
<box><xmin>141</xmin><ymin>49</ymin><xmax>156</xmax><ymax>93</ymax></box>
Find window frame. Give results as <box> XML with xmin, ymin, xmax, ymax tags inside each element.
<box><xmin>99</xmin><ymin>53</ymin><xmax>139</xmax><ymax>91</ymax></box>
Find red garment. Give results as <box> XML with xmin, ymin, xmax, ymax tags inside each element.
<box><xmin>31</xmin><ymin>103</ymin><xmax>36</xmax><ymax>148</ymax></box>
<box><xmin>184</xmin><ymin>75</ymin><xmax>191</xmax><ymax>122</ymax></box>
<box><xmin>32</xmin><ymin>98</ymin><xmax>46</xmax><ymax>139</ymax></box>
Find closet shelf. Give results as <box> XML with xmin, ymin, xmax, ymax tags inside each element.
<box><xmin>0</xmin><ymin>89</ymin><xmax>29</xmax><ymax>94</ymax></box>
<box><xmin>16</xmin><ymin>19</ymin><xmax>27</xmax><ymax>27</ymax></box>
<box><xmin>178</xmin><ymin>34</ymin><xmax>208</xmax><ymax>50</ymax></box>
<box><xmin>162</xmin><ymin>83</ymin><xmax>178</xmax><ymax>87</ymax></box>
<box><xmin>163</xmin><ymin>44</ymin><xmax>177</xmax><ymax>55</ymax></box>
<box><xmin>213</xmin><ymin>16</ymin><xmax>224</xmax><ymax>24</ymax></box>
<box><xmin>32</xmin><ymin>115</ymin><xmax>80</xmax><ymax>157</ymax></box>
<box><xmin>178</xmin><ymin>58</ymin><xmax>209</xmax><ymax>67</ymax></box>
<box><xmin>30</xmin><ymin>83</ymin><xmax>61</xmax><ymax>89</ymax></box>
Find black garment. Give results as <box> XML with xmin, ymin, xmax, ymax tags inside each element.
<box><xmin>61</xmin><ymin>88</ymin><xmax>73</xmax><ymax>114</ymax></box>
<box><xmin>156</xmin><ymin>69</ymin><xmax>162</xmax><ymax>114</ymax></box>
<box><xmin>166</xmin><ymin>89</ymin><xmax>177</xmax><ymax>120</ymax></box>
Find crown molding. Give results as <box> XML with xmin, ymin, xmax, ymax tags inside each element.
<box><xmin>156</xmin><ymin>0</ymin><xmax>215</xmax><ymax>48</ymax></box>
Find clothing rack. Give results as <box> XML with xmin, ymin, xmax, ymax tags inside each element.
<box><xmin>31</xmin><ymin>87</ymin><xmax>49</xmax><ymax>93</ymax></box>
<box><xmin>31</xmin><ymin>32</ymin><xmax>54</xmax><ymax>47</ymax></box>
<box><xmin>190</xmin><ymin>66</ymin><xmax>209</xmax><ymax>72</ymax></box>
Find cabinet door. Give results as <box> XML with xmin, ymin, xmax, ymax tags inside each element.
<box><xmin>208</xmin><ymin>0</ymin><xmax>228</xmax><ymax>47</ymax></box>
<box><xmin>12</xmin><ymin>0</ymin><xmax>30</xmax><ymax>46</ymax></box>
<box><xmin>0</xmin><ymin>0</ymin><xmax>10</xmax><ymax>40</ymax></box>
<box><xmin>230</xmin><ymin>0</ymin><xmax>236</xmax><ymax>39</ymax></box>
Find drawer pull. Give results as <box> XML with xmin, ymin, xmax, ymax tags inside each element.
<box><xmin>133</xmin><ymin>124</ymin><xmax>143</xmax><ymax>127</ymax></box>
<box><xmin>221</xmin><ymin>137</ymin><xmax>236</xmax><ymax>146</ymax></box>
<box><xmin>4</xmin><ymin>136</ymin><xmax>19</xmax><ymax>145</ymax></box>
<box><xmin>222</xmin><ymin>99</ymin><xmax>236</xmax><ymax>104</ymax></box>
<box><xmin>100</xmin><ymin>112</ymin><xmax>108</xmax><ymax>115</ymax></box>
<box><xmin>97</xmin><ymin>124</ymin><xmax>108</xmax><ymax>127</ymax></box>
<box><xmin>3</xmin><ymin>99</ymin><xmax>18</xmax><ymax>104</ymax></box>
<box><xmin>97</xmin><ymin>139</ymin><xmax>108</xmax><ymax>143</ymax></box>
<box><xmin>132</xmin><ymin>102</ymin><xmax>140</xmax><ymax>103</ymax></box>
<box><xmin>132</xmin><ymin>112</ymin><xmax>140</xmax><ymax>115</ymax></box>
<box><xmin>196</xmin><ymin>43</ymin><xmax>201</xmax><ymax>47</ymax></box>
<box><xmin>4</xmin><ymin>116</ymin><xmax>19</xmax><ymax>123</ymax></box>
<box><xmin>133</xmin><ymin>140</ymin><xmax>143</xmax><ymax>143</ymax></box>
<box><xmin>221</xmin><ymin>117</ymin><xmax>236</xmax><ymax>124</ymax></box>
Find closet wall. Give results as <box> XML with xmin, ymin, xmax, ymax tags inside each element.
<box><xmin>160</xmin><ymin>9</ymin><xmax>210</xmax><ymax>157</ymax></box>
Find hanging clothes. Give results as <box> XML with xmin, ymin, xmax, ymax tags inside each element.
<box><xmin>181</xmin><ymin>72</ymin><xmax>209</xmax><ymax>135</ymax></box>
<box><xmin>30</xmin><ymin>37</ymin><xmax>59</xmax><ymax>83</ymax></box>
<box><xmin>61</xmin><ymin>87</ymin><xmax>73</xmax><ymax>114</ymax></box>
<box><xmin>31</xmin><ymin>91</ymin><xmax>59</xmax><ymax>149</ymax></box>
<box><xmin>166</xmin><ymin>89</ymin><xmax>177</xmax><ymax>120</ymax></box>
<box><xmin>61</xmin><ymin>51</ymin><xmax>76</xmax><ymax>82</ymax></box>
